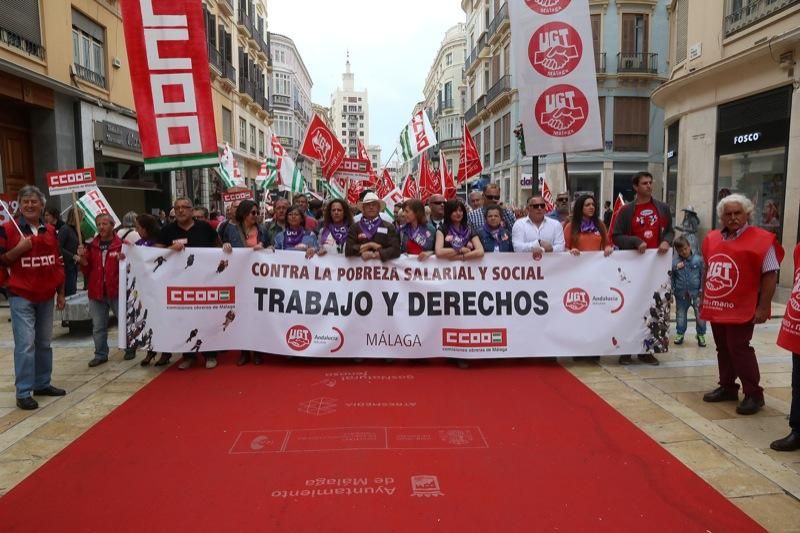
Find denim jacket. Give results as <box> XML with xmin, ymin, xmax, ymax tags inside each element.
<box><xmin>671</xmin><ymin>252</ymin><xmax>704</xmax><ymax>297</ymax></box>
<box><xmin>478</xmin><ymin>227</ymin><xmax>514</xmax><ymax>252</ymax></box>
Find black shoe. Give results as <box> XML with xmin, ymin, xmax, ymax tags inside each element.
<box><xmin>702</xmin><ymin>386</ymin><xmax>739</xmax><ymax>403</ymax></box>
<box><xmin>154</xmin><ymin>353</ymin><xmax>172</xmax><ymax>366</ymax></box>
<box><xmin>33</xmin><ymin>385</ymin><xmax>66</xmax><ymax>396</ymax></box>
<box><xmin>770</xmin><ymin>432</ymin><xmax>800</xmax><ymax>452</ymax></box>
<box><xmin>736</xmin><ymin>396</ymin><xmax>765</xmax><ymax>415</ymax></box>
<box><xmin>16</xmin><ymin>397</ymin><xmax>38</xmax><ymax>410</ymax></box>
<box><xmin>123</xmin><ymin>350</ymin><xmax>136</xmax><ymax>361</ymax></box>
<box><xmin>253</xmin><ymin>353</ymin><xmax>263</xmax><ymax>365</ymax></box>
<box><xmin>88</xmin><ymin>358</ymin><xmax>108</xmax><ymax>368</ymax></box>
<box><xmin>237</xmin><ymin>352</ymin><xmax>250</xmax><ymax>366</ymax></box>
<box><xmin>141</xmin><ymin>351</ymin><xmax>157</xmax><ymax>366</ymax></box>
<box><xmin>618</xmin><ymin>354</ymin><xmax>633</xmax><ymax>365</ymax></box>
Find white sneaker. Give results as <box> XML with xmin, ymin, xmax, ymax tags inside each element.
<box><xmin>178</xmin><ymin>358</ymin><xmax>194</xmax><ymax>370</ymax></box>
<box><xmin>205</xmin><ymin>356</ymin><xmax>218</xmax><ymax>369</ymax></box>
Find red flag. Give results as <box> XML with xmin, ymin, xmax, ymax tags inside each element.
<box><xmin>376</xmin><ymin>169</ymin><xmax>395</xmax><ymax>198</ymax></box>
<box><xmin>457</xmin><ymin>124</ymin><xmax>482</xmax><ymax>183</ymax></box>
<box><xmin>401</xmin><ymin>175</ymin><xmax>419</xmax><ymax>200</ymax></box>
<box><xmin>418</xmin><ymin>156</ymin><xmax>442</xmax><ymax>202</ymax></box>
<box><xmin>541</xmin><ymin>179</ymin><xmax>555</xmax><ymax>212</ymax></box>
<box><xmin>441</xmin><ymin>157</ymin><xmax>457</xmax><ymax>200</ymax></box>
<box><xmin>300</xmin><ymin>114</ymin><xmax>346</xmax><ymax>179</ymax></box>
<box><xmin>357</xmin><ymin>140</ymin><xmax>373</xmax><ymax>172</ymax></box>
<box><xmin>347</xmin><ymin>178</ymin><xmax>366</xmax><ymax>206</ymax></box>
<box><xmin>608</xmin><ymin>193</ymin><xmax>626</xmax><ymax>242</ymax></box>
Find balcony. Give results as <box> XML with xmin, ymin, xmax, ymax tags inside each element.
<box><xmin>476</xmin><ymin>31</ymin><xmax>490</xmax><ymax>59</ymax></box>
<box><xmin>0</xmin><ymin>26</ymin><xmax>45</xmax><ymax>60</ymax></box>
<box><xmin>437</xmin><ymin>97</ymin><xmax>454</xmax><ymax>116</ymax></box>
<box><xmin>271</xmin><ymin>94</ymin><xmax>291</xmax><ymax>108</ymax></box>
<box><xmin>217</xmin><ymin>0</ymin><xmax>234</xmax><ymax>17</ymax></box>
<box><xmin>208</xmin><ymin>45</ymin><xmax>223</xmax><ymax>75</ymax></box>
<box><xmin>73</xmin><ymin>64</ymin><xmax>105</xmax><ymax>88</ymax></box>
<box><xmin>254</xmin><ymin>92</ymin><xmax>269</xmax><ymax>113</ymax></box>
<box><xmin>294</xmin><ymin>101</ymin><xmax>309</xmax><ymax>122</ymax></box>
<box><xmin>255</xmin><ymin>31</ymin><xmax>269</xmax><ymax>62</ymax></box>
<box><xmin>439</xmin><ymin>138</ymin><xmax>462</xmax><ymax>151</ymax></box>
<box><xmin>486</xmin><ymin>75</ymin><xmax>512</xmax><ymax>107</ymax></box>
<box><xmin>487</xmin><ymin>3</ymin><xmax>510</xmax><ymax>43</ymax></box>
<box><xmin>237</xmin><ymin>10</ymin><xmax>252</xmax><ymax>38</ymax></box>
<box><xmin>595</xmin><ymin>52</ymin><xmax>606</xmax><ymax>73</ymax></box>
<box><xmin>220</xmin><ymin>60</ymin><xmax>236</xmax><ymax>90</ymax></box>
<box><xmin>617</xmin><ymin>52</ymin><xmax>658</xmax><ymax>74</ymax></box>
<box><xmin>465</xmin><ymin>32</ymin><xmax>487</xmax><ymax>74</ymax></box>
<box><xmin>724</xmin><ymin>0</ymin><xmax>799</xmax><ymax>35</ymax></box>
<box><xmin>238</xmin><ymin>73</ymin><xmax>255</xmax><ymax>103</ymax></box>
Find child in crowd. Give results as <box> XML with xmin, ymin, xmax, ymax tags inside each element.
<box><xmin>671</xmin><ymin>235</ymin><xmax>707</xmax><ymax>347</ymax></box>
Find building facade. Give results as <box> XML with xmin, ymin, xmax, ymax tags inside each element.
<box><xmin>422</xmin><ymin>23</ymin><xmax>467</xmax><ymax>181</ymax></box>
<box><xmin>461</xmin><ymin>0</ymin><xmax>668</xmax><ymax>208</ymax></box>
<box><xmin>269</xmin><ymin>32</ymin><xmax>313</xmax><ymax>180</ymax></box>
<box><xmin>330</xmin><ymin>57</ymin><xmax>370</xmax><ymax>158</ymax></box>
<box><xmin>652</xmin><ymin>0</ymin><xmax>799</xmax><ymax>295</ymax></box>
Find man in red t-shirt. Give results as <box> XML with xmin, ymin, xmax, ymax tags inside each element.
<box><xmin>612</xmin><ymin>172</ymin><xmax>674</xmax><ymax>366</ymax></box>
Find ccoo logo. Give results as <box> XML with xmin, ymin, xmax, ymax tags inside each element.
<box><xmin>286</xmin><ymin>325</ymin><xmax>312</xmax><ymax>351</ymax></box>
<box><xmin>529</xmin><ymin>22</ymin><xmax>582</xmax><ymax>78</ymax></box>
<box><xmin>534</xmin><ymin>84</ymin><xmax>589</xmax><ymax>137</ymax></box>
<box><xmin>704</xmin><ymin>254</ymin><xmax>739</xmax><ymax>299</ymax></box>
<box><xmin>524</xmin><ymin>0</ymin><xmax>572</xmax><ymax>15</ymax></box>
<box><xmin>563</xmin><ymin>288</ymin><xmax>590</xmax><ymax>314</ymax></box>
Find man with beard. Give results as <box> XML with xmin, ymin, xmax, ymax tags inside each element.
<box><xmin>265</xmin><ymin>198</ymin><xmax>289</xmax><ymax>246</ymax></box>
<box><xmin>157</xmin><ymin>197</ymin><xmax>221</xmax><ymax>369</ymax></box>
<box><xmin>547</xmin><ymin>192</ymin><xmax>571</xmax><ymax>227</ymax></box>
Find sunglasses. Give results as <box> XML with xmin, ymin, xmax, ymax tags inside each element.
<box><xmin>528</xmin><ymin>203</ymin><xmax>546</xmax><ymax>209</ymax></box>
<box><xmin>430</xmin><ymin>201</ymin><xmax>445</xmax><ymax>205</ymax></box>
<box><xmin>556</xmin><ymin>198</ymin><xmax>569</xmax><ymax>202</ymax></box>
<box><xmin>484</xmin><ymin>194</ymin><xmax>500</xmax><ymax>200</ymax></box>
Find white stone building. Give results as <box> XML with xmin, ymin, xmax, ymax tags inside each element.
<box><xmin>331</xmin><ymin>56</ymin><xmax>370</xmax><ymax>158</ymax></box>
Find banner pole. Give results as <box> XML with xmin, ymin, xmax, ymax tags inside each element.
<box><xmin>562</xmin><ymin>152</ymin><xmax>570</xmax><ymax>196</ymax></box>
<box><xmin>532</xmin><ymin>154</ymin><xmax>539</xmax><ymax>198</ymax></box>
<box><xmin>72</xmin><ymin>191</ymin><xmax>83</xmax><ymax>245</ymax></box>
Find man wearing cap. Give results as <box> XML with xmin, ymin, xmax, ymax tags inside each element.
<box><xmin>345</xmin><ymin>192</ymin><xmax>401</xmax><ymax>261</ymax></box>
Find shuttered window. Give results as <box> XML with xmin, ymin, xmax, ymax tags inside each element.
<box><xmin>613</xmin><ymin>97</ymin><xmax>649</xmax><ymax>152</ymax></box>
<box><xmin>620</xmin><ymin>13</ymin><xmax>648</xmax><ymax>54</ymax></box>
<box><xmin>502</xmin><ymin>113</ymin><xmax>511</xmax><ymax>161</ymax></box>
<box><xmin>599</xmin><ymin>97</ymin><xmax>606</xmax><ymax>142</ymax></box>
<box><xmin>675</xmin><ymin>0</ymin><xmax>688</xmax><ymax>63</ymax></box>
<box><xmin>0</xmin><ymin>0</ymin><xmax>41</xmax><ymax>45</ymax></box>
<box><xmin>483</xmin><ymin>126</ymin><xmax>491</xmax><ymax>167</ymax></box>
<box><xmin>494</xmin><ymin>118</ymin><xmax>502</xmax><ymax>163</ymax></box>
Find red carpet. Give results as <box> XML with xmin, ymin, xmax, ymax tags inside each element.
<box><xmin>0</xmin><ymin>357</ymin><xmax>762</xmax><ymax>532</ymax></box>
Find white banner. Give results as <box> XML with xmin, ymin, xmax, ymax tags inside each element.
<box><xmin>509</xmin><ymin>0</ymin><xmax>603</xmax><ymax>155</ymax></box>
<box><xmin>121</xmin><ymin>247</ymin><xmax>671</xmax><ymax>358</ymax></box>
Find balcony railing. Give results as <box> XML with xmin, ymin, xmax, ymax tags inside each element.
<box><xmin>208</xmin><ymin>44</ymin><xmax>223</xmax><ymax>73</ymax></box>
<box><xmin>0</xmin><ymin>26</ymin><xmax>45</xmax><ymax>60</ymax></box>
<box><xmin>271</xmin><ymin>94</ymin><xmax>291</xmax><ymax>108</ymax></box>
<box><xmin>487</xmin><ymin>3</ymin><xmax>509</xmax><ymax>41</ymax></box>
<box><xmin>617</xmin><ymin>52</ymin><xmax>658</xmax><ymax>74</ymax></box>
<box><xmin>724</xmin><ymin>0</ymin><xmax>799</xmax><ymax>35</ymax></box>
<box><xmin>237</xmin><ymin>10</ymin><xmax>253</xmax><ymax>37</ymax></box>
<box><xmin>464</xmin><ymin>102</ymin><xmax>478</xmax><ymax>123</ymax></box>
<box><xmin>255</xmin><ymin>93</ymin><xmax>269</xmax><ymax>112</ymax></box>
<box><xmin>294</xmin><ymin>101</ymin><xmax>309</xmax><ymax>122</ymax></box>
<box><xmin>218</xmin><ymin>0</ymin><xmax>234</xmax><ymax>16</ymax></box>
<box><xmin>74</xmin><ymin>64</ymin><xmax>105</xmax><ymax>88</ymax></box>
<box><xmin>222</xmin><ymin>60</ymin><xmax>236</xmax><ymax>84</ymax></box>
<box><xmin>255</xmin><ymin>31</ymin><xmax>270</xmax><ymax>60</ymax></box>
<box><xmin>238</xmin><ymin>73</ymin><xmax>256</xmax><ymax>101</ymax></box>
<box><xmin>439</xmin><ymin>138</ymin><xmax>462</xmax><ymax>151</ymax></box>
<box><xmin>437</xmin><ymin>98</ymin><xmax>454</xmax><ymax>116</ymax></box>
<box><xmin>486</xmin><ymin>75</ymin><xmax>511</xmax><ymax>106</ymax></box>
<box><xmin>465</xmin><ymin>32</ymin><xmax>487</xmax><ymax>72</ymax></box>
<box><xmin>595</xmin><ymin>52</ymin><xmax>606</xmax><ymax>73</ymax></box>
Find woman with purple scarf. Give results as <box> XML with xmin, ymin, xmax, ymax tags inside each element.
<box><xmin>273</xmin><ymin>206</ymin><xmax>319</xmax><ymax>258</ymax></box>
<box><xmin>400</xmin><ymin>199</ymin><xmax>436</xmax><ymax>260</ymax></box>
<box><xmin>435</xmin><ymin>199</ymin><xmax>484</xmax><ymax>261</ymax></box>
<box><xmin>564</xmin><ymin>195</ymin><xmax>613</xmax><ymax>256</ymax></box>
<box><xmin>477</xmin><ymin>205</ymin><xmax>513</xmax><ymax>253</ymax></box>
<box><xmin>317</xmin><ymin>199</ymin><xmax>353</xmax><ymax>256</ymax></box>
<box><xmin>345</xmin><ymin>192</ymin><xmax>401</xmax><ymax>261</ymax></box>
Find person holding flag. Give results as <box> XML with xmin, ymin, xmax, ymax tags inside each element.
<box><xmin>0</xmin><ymin>185</ymin><xmax>67</xmax><ymax>410</ymax></box>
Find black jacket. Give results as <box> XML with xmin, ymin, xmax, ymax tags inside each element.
<box><xmin>612</xmin><ymin>198</ymin><xmax>674</xmax><ymax>250</ymax></box>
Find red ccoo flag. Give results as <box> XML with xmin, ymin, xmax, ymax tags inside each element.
<box><xmin>441</xmin><ymin>157</ymin><xmax>457</xmax><ymax>200</ymax></box>
<box><xmin>376</xmin><ymin>169</ymin><xmax>395</xmax><ymax>198</ymax></box>
<box><xmin>457</xmin><ymin>124</ymin><xmax>482</xmax><ymax>184</ymax></box>
<box><xmin>541</xmin><ymin>179</ymin><xmax>555</xmax><ymax>212</ymax></box>
<box><xmin>300</xmin><ymin>114</ymin><xmax>346</xmax><ymax>179</ymax></box>
<box><xmin>401</xmin><ymin>174</ymin><xmax>419</xmax><ymax>200</ymax></box>
<box><xmin>418</xmin><ymin>155</ymin><xmax>441</xmax><ymax>202</ymax></box>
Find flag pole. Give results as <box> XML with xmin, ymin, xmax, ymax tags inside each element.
<box><xmin>72</xmin><ymin>191</ymin><xmax>83</xmax><ymax>245</ymax></box>
<box><xmin>462</xmin><ymin>122</ymin><xmax>469</xmax><ymax>203</ymax></box>
<box><xmin>562</xmin><ymin>152</ymin><xmax>570</xmax><ymax>197</ymax></box>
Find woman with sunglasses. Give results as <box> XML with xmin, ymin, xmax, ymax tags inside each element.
<box><xmin>317</xmin><ymin>199</ymin><xmax>353</xmax><ymax>256</ymax></box>
<box><xmin>435</xmin><ymin>199</ymin><xmax>484</xmax><ymax>261</ymax></box>
<box><xmin>564</xmin><ymin>195</ymin><xmax>613</xmax><ymax>257</ymax></box>
<box><xmin>274</xmin><ymin>206</ymin><xmax>319</xmax><ymax>259</ymax></box>
<box><xmin>400</xmin><ymin>199</ymin><xmax>436</xmax><ymax>260</ymax></box>
<box><xmin>221</xmin><ymin>200</ymin><xmax>267</xmax><ymax>365</ymax></box>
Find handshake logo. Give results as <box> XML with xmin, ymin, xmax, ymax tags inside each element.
<box><xmin>535</xmin><ymin>84</ymin><xmax>589</xmax><ymax>137</ymax></box>
<box><xmin>529</xmin><ymin>22</ymin><xmax>582</xmax><ymax>78</ymax></box>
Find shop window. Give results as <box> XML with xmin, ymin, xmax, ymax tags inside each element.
<box><xmin>613</xmin><ymin>97</ymin><xmax>649</xmax><ymax>152</ymax></box>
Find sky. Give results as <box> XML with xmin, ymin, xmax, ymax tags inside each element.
<box><xmin>269</xmin><ymin>0</ymin><xmax>466</xmax><ymax>165</ymax></box>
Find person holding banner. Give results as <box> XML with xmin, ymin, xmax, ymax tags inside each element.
<box><xmin>274</xmin><ymin>206</ymin><xmax>319</xmax><ymax>258</ymax></box>
<box><xmin>345</xmin><ymin>193</ymin><xmax>401</xmax><ymax>262</ymax></box>
<box><xmin>612</xmin><ymin>172</ymin><xmax>674</xmax><ymax>366</ymax></box>
<box><xmin>512</xmin><ymin>196</ymin><xmax>566</xmax><ymax>260</ymax></box>
<box><xmin>478</xmin><ymin>205</ymin><xmax>514</xmax><ymax>253</ymax></box>
<box><xmin>157</xmin><ymin>197</ymin><xmax>221</xmax><ymax>370</ymax></box>
<box><xmin>700</xmin><ymin>194</ymin><xmax>783</xmax><ymax>416</ymax></box>
<box><xmin>400</xmin><ymin>200</ymin><xmax>436</xmax><ymax>260</ymax></box>
<box><xmin>265</xmin><ymin>198</ymin><xmax>289</xmax><ymax>246</ymax></box>
<box><xmin>317</xmin><ymin>199</ymin><xmax>353</xmax><ymax>256</ymax></box>
<box><xmin>0</xmin><ymin>186</ymin><xmax>66</xmax><ymax>410</ymax></box>
<box><xmin>771</xmin><ymin>242</ymin><xmax>800</xmax><ymax>451</ymax></box>
<box><xmin>134</xmin><ymin>214</ymin><xmax>169</xmax><ymax>367</ymax></box>
<box><xmin>564</xmin><ymin>195</ymin><xmax>613</xmax><ymax>256</ymax></box>
<box><xmin>77</xmin><ymin>214</ymin><xmax>135</xmax><ymax>367</ymax></box>
<box><xmin>435</xmin><ymin>199</ymin><xmax>484</xmax><ymax>261</ymax></box>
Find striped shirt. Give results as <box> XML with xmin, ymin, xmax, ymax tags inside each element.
<box><xmin>721</xmin><ymin>224</ymin><xmax>779</xmax><ymax>273</ymax></box>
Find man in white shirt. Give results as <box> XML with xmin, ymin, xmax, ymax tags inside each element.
<box><xmin>512</xmin><ymin>195</ymin><xmax>566</xmax><ymax>260</ymax></box>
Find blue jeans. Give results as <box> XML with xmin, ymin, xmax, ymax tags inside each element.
<box><xmin>9</xmin><ymin>296</ymin><xmax>55</xmax><ymax>399</ymax></box>
<box><xmin>89</xmin><ymin>297</ymin><xmax>128</xmax><ymax>360</ymax></box>
<box><xmin>675</xmin><ymin>293</ymin><xmax>706</xmax><ymax>336</ymax></box>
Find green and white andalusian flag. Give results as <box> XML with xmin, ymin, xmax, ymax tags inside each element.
<box><xmin>399</xmin><ymin>110</ymin><xmax>438</xmax><ymax>162</ymax></box>
<box><xmin>319</xmin><ymin>180</ymin><xmax>344</xmax><ymax>200</ymax></box>
<box><xmin>218</xmin><ymin>143</ymin><xmax>236</xmax><ymax>189</ymax></box>
<box><xmin>76</xmin><ymin>187</ymin><xmax>121</xmax><ymax>239</ymax></box>
<box><xmin>280</xmin><ymin>155</ymin><xmax>306</xmax><ymax>194</ymax></box>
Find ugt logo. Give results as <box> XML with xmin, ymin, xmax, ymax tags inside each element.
<box><xmin>529</xmin><ymin>22</ymin><xmax>582</xmax><ymax>78</ymax></box>
<box><xmin>534</xmin><ymin>84</ymin><xmax>589</xmax><ymax>137</ymax></box>
<box><xmin>286</xmin><ymin>325</ymin><xmax>312</xmax><ymax>351</ymax></box>
<box><xmin>704</xmin><ymin>254</ymin><xmax>739</xmax><ymax>299</ymax></box>
<box><xmin>524</xmin><ymin>0</ymin><xmax>572</xmax><ymax>15</ymax></box>
<box><xmin>563</xmin><ymin>288</ymin><xmax>589</xmax><ymax>314</ymax></box>
<box><xmin>311</xmin><ymin>128</ymin><xmax>333</xmax><ymax>164</ymax></box>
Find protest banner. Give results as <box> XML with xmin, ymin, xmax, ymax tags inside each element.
<box><xmin>46</xmin><ymin>168</ymin><xmax>97</xmax><ymax>196</ymax></box>
<box><xmin>121</xmin><ymin>247</ymin><xmax>671</xmax><ymax>358</ymax></box>
<box><xmin>222</xmin><ymin>189</ymin><xmax>254</xmax><ymax>211</ymax></box>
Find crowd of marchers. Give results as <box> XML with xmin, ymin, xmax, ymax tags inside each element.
<box><xmin>0</xmin><ymin>173</ymin><xmax>797</xmax><ymax>453</ymax></box>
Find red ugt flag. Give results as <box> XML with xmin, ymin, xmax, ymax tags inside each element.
<box><xmin>300</xmin><ymin>114</ymin><xmax>346</xmax><ymax>179</ymax></box>
<box><xmin>401</xmin><ymin>175</ymin><xmax>419</xmax><ymax>200</ymax></box>
<box><xmin>376</xmin><ymin>169</ymin><xmax>395</xmax><ymax>198</ymax></box>
<box><xmin>458</xmin><ymin>124</ymin><xmax>482</xmax><ymax>183</ymax></box>
<box><xmin>441</xmin><ymin>157</ymin><xmax>457</xmax><ymax>200</ymax></box>
<box><xmin>418</xmin><ymin>155</ymin><xmax>441</xmax><ymax>202</ymax></box>
<box><xmin>541</xmin><ymin>179</ymin><xmax>555</xmax><ymax>212</ymax></box>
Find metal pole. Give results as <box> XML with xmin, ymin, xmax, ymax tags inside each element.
<box><xmin>531</xmin><ymin>155</ymin><xmax>538</xmax><ymax>198</ymax></box>
<box><xmin>562</xmin><ymin>152</ymin><xmax>570</xmax><ymax>196</ymax></box>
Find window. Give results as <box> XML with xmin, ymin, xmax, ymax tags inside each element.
<box><xmin>446</xmin><ymin>52</ymin><xmax>452</xmax><ymax>65</ymax></box>
<box><xmin>621</xmin><ymin>13</ymin><xmax>648</xmax><ymax>54</ymax></box>
<box><xmin>503</xmin><ymin>44</ymin><xmax>510</xmax><ymax>76</ymax></box>
<box><xmin>474</xmin><ymin>131</ymin><xmax>481</xmax><ymax>164</ymax></box>
<box><xmin>494</xmin><ymin>118</ymin><xmax>502</xmax><ymax>162</ymax></box>
<box><xmin>444</xmin><ymin>81</ymin><xmax>452</xmax><ymax>107</ymax></box>
<box><xmin>274</xmin><ymin>72</ymin><xmax>290</xmax><ymax>95</ymax></box>
<box><xmin>258</xmin><ymin>129</ymin><xmax>265</xmax><ymax>158</ymax></box>
<box><xmin>674</xmin><ymin>0</ymin><xmax>688</xmax><ymax>63</ymax></box>
<box><xmin>72</xmin><ymin>10</ymin><xmax>105</xmax><ymax>87</ymax></box>
<box><xmin>239</xmin><ymin>118</ymin><xmax>247</xmax><ymax>150</ymax></box>
<box><xmin>483</xmin><ymin>125</ymin><xmax>491</xmax><ymax>167</ymax></box>
<box><xmin>491</xmin><ymin>53</ymin><xmax>500</xmax><ymax>86</ymax></box>
<box><xmin>502</xmin><ymin>113</ymin><xmax>511</xmax><ymax>161</ymax></box>
<box><xmin>591</xmin><ymin>14</ymin><xmax>601</xmax><ymax>65</ymax></box>
<box><xmin>613</xmin><ymin>97</ymin><xmax>649</xmax><ymax>152</ymax></box>
<box><xmin>222</xmin><ymin>107</ymin><xmax>232</xmax><ymax>143</ymax></box>
<box><xmin>250</xmin><ymin>125</ymin><xmax>256</xmax><ymax>154</ymax></box>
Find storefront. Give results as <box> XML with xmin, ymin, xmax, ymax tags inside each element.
<box><xmin>665</xmin><ymin>120</ymin><xmax>679</xmax><ymax>217</ymax></box>
<box><xmin>714</xmin><ymin>86</ymin><xmax>792</xmax><ymax>238</ymax></box>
